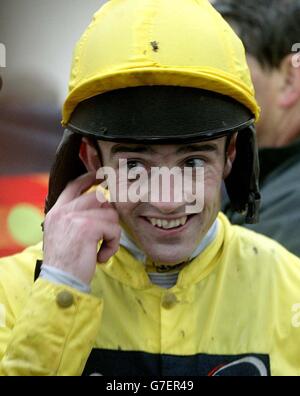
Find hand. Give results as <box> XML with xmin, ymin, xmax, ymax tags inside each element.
<box><xmin>43</xmin><ymin>172</ymin><xmax>121</xmax><ymax>285</ymax></box>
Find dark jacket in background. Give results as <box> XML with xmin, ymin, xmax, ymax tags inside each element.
<box><xmin>223</xmin><ymin>139</ymin><xmax>300</xmax><ymax>256</ymax></box>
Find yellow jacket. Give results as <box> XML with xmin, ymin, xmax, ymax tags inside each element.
<box><xmin>0</xmin><ymin>213</ymin><xmax>300</xmax><ymax>376</ymax></box>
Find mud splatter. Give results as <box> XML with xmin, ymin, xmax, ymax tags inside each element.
<box><xmin>150</xmin><ymin>41</ymin><xmax>159</xmax><ymax>52</ymax></box>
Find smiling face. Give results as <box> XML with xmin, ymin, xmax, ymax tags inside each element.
<box><xmin>81</xmin><ymin>137</ymin><xmax>236</xmax><ymax>265</ymax></box>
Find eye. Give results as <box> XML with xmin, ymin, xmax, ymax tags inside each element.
<box><xmin>126</xmin><ymin>160</ymin><xmax>145</xmax><ymax>170</ymax></box>
<box><xmin>184</xmin><ymin>158</ymin><xmax>205</xmax><ymax>168</ymax></box>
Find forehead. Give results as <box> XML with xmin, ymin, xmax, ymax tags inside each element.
<box><xmin>99</xmin><ymin>138</ymin><xmax>226</xmax><ymax>157</ymax></box>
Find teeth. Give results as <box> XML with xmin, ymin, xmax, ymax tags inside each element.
<box><xmin>180</xmin><ymin>217</ymin><xmax>187</xmax><ymax>226</ymax></box>
<box><xmin>148</xmin><ymin>216</ymin><xmax>188</xmax><ymax>229</ymax></box>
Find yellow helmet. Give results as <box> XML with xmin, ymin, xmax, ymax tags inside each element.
<box><xmin>63</xmin><ymin>0</ymin><xmax>259</xmax><ymax>124</ymax></box>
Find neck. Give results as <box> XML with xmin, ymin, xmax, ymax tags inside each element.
<box><xmin>258</xmin><ymin>110</ymin><xmax>300</xmax><ymax>148</ymax></box>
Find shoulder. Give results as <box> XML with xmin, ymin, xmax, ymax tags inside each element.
<box><xmin>218</xmin><ymin>214</ymin><xmax>300</xmax><ymax>364</ymax></box>
<box><xmin>220</xmin><ymin>214</ymin><xmax>300</xmax><ymax>303</ymax></box>
<box><xmin>0</xmin><ymin>243</ymin><xmax>43</xmax><ymax>324</ymax></box>
<box><xmin>219</xmin><ymin>212</ymin><xmax>300</xmax><ymax>271</ymax></box>
<box><xmin>0</xmin><ymin>243</ymin><xmax>43</xmax><ymax>291</ymax></box>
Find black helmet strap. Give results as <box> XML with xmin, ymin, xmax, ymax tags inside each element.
<box><xmin>224</xmin><ymin>125</ymin><xmax>260</xmax><ymax>223</ymax></box>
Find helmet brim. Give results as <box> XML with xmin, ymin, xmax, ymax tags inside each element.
<box><xmin>67</xmin><ymin>86</ymin><xmax>254</xmax><ymax>144</ymax></box>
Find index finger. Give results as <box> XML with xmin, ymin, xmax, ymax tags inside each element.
<box><xmin>54</xmin><ymin>171</ymin><xmax>98</xmax><ymax>208</ymax></box>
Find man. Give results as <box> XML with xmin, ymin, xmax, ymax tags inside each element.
<box><xmin>0</xmin><ymin>0</ymin><xmax>300</xmax><ymax>376</ymax></box>
<box><xmin>214</xmin><ymin>0</ymin><xmax>300</xmax><ymax>256</ymax></box>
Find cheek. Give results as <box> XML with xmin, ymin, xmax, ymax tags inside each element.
<box><xmin>204</xmin><ymin>165</ymin><xmax>224</xmax><ymax>188</ymax></box>
<box><xmin>203</xmin><ymin>168</ymin><xmax>223</xmax><ymax>205</ymax></box>
<box><xmin>113</xmin><ymin>202</ymin><xmax>139</xmax><ymax>231</ymax></box>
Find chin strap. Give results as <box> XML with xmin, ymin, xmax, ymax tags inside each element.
<box><xmin>225</xmin><ymin>125</ymin><xmax>261</xmax><ymax>224</ymax></box>
<box><xmin>245</xmin><ymin>191</ymin><xmax>261</xmax><ymax>224</ymax></box>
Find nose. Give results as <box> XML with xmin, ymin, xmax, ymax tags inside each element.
<box><xmin>148</xmin><ymin>169</ymin><xmax>187</xmax><ymax>213</ymax></box>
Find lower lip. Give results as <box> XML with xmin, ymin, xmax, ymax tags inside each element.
<box><xmin>141</xmin><ymin>215</ymin><xmax>196</xmax><ymax>236</ymax></box>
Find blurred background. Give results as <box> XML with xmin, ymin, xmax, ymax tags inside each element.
<box><xmin>0</xmin><ymin>0</ymin><xmax>106</xmax><ymax>256</ymax></box>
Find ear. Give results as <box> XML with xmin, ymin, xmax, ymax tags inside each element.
<box><xmin>223</xmin><ymin>133</ymin><xmax>237</xmax><ymax>179</ymax></box>
<box><xmin>79</xmin><ymin>137</ymin><xmax>101</xmax><ymax>171</ymax></box>
<box><xmin>278</xmin><ymin>54</ymin><xmax>300</xmax><ymax>108</ymax></box>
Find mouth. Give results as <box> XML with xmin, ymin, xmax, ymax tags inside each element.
<box><xmin>141</xmin><ymin>214</ymin><xmax>197</xmax><ymax>234</ymax></box>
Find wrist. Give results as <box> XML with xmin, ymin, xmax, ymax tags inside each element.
<box><xmin>39</xmin><ymin>264</ymin><xmax>91</xmax><ymax>294</ymax></box>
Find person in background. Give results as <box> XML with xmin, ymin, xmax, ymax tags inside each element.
<box><xmin>214</xmin><ymin>0</ymin><xmax>300</xmax><ymax>256</ymax></box>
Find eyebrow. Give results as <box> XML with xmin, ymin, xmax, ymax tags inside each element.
<box><xmin>110</xmin><ymin>143</ymin><xmax>219</xmax><ymax>157</ymax></box>
<box><xmin>175</xmin><ymin>143</ymin><xmax>219</xmax><ymax>154</ymax></box>
<box><xmin>110</xmin><ymin>145</ymin><xmax>157</xmax><ymax>156</ymax></box>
